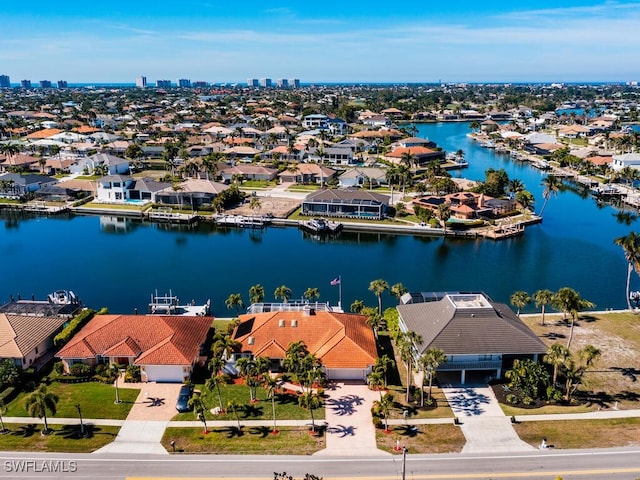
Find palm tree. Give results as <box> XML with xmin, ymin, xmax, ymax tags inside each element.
<box><xmin>437</xmin><ymin>203</ymin><xmax>451</xmax><ymax>235</ymax></box>
<box><xmin>350</xmin><ymin>299</ymin><xmax>365</xmax><ymax>313</ymax></box>
<box><xmin>274</xmin><ymin>285</ymin><xmax>292</xmax><ymax>303</ymax></box>
<box><xmin>539</xmin><ymin>175</ymin><xmax>562</xmax><ymax>216</ymax></box>
<box><xmin>562</xmin><ymin>345</ymin><xmax>601</xmax><ymax>402</ymax></box>
<box><xmin>205</xmin><ymin>373</ymin><xmax>226</xmax><ymax>413</ymax></box>
<box><xmin>532</xmin><ymin>289</ymin><xmax>554</xmax><ymax>326</ymax></box>
<box><xmin>390</xmin><ymin>283</ymin><xmax>407</xmax><ymax>304</ymax></box>
<box><xmin>367</xmin><ymin>370</ymin><xmax>385</xmax><ymax>399</ymax></box>
<box><xmin>249</xmin><ymin>284</ymin><xmax>265</xmax><ymax>304</ymax></box>
<box><xmin>0</xmin><ymin>400</ymin><xmax>9</xmax><ymax>433</ymax></box>
<box><xmin>189</xmin><ymin>393</ymin><xmax>209</xmax><ymax>433</ymax></box>
<box><xmin>544</xmin><ymin>343</ymin><xmax>571</xmax><ymax>386</ymax></box>
<box><xmin>109</xmin><ymin>364</ymin><xmax>122</xmax><ymax>403</ymax></box>
<box><xmin>227</xmin><ymin>400</ymin><xmax>242</xmax><ymax>432</ymax></box>
<box><xmin>303</xmin><ymin>287</ymin><xmax>320</xmax><ymax>302</ymax></box>
<box><xmin>418</xmin><ymin>348</ymin><xmax>447</xmax><ymax>406</ymax></box>
<box><xmin>25</xmin><ymin>384</ymin><xmax>59</xmax><ymax>434</ymax></box>
<box><xmin>510</xmin><ymin>291</ymin><xmax>531</xmax><ymax>317</ymax></box>
<box><xmin>263</xmin><ymin>375</ymin><xmax>280</xmax><ymax>434</ymax></box>
<box><xmin>235</xmin><ymin>357</ymin><xmax>258</xmax><ymax>402</ymax></box>
<box><xmin>374</xmin><ymin>392</ymin><xmax>394</xmax><ymax>432</ymax></box>
<box><xmin>373</xmin><ymin>354</ymin><xmax>395</xmax><ymax>387</ymax></box>
<box><xmin>614</xmin><ymin>232</ymin><xmax>640</xmax><ymax>311</ymax></box>
<box><xmin>552</xmin><ymin>287</ymin><xmax>595</xmax><ymax>349</ymax></box>
<box><xmin>212</xmin><ymin>335</ymin><xmax>241</xmax><ymax>360</ymax></box>
<box><xmin>396</xmin><ymin>331</ymin><xmax>423</xmax><ymax>402</ymax></box>
<box><xmin>298</xmin><ymin>391</ymin><xmax>321</xmax><ymax>433</ymax></box>
<box><xmin>369</xmin><ymin>279</ymin><xmax>389</xmax><ymax>315</ymax></box>
<box><xmin>225</xmin><ymin>293</ymin><xmax>244</xmax><ymax>315</ymax></box>
<box><xmin>249</xmin><ymin>196</ymin><xmax>262</xmax><ymax>216</ymax></box>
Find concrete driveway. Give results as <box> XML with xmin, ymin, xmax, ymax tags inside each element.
<box><xmin>314</xmin><ymin>382</ymin><xmax>391</xmax><ymax>457</ymax></box>
<box><xmin>443</xmin><ymin>385</ymin><xmax>535</xmax><ymax>453</ymax></box>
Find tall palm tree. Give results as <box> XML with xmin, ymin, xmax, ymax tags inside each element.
<box><xmin>0</xmin><ymin>400</ymin><xmax>9</xmax><ymax>433</ymax></box>
<box><xmin>367</xmin><ymin>370</ymin><xmax>385</xmax><ymax>399</ymax></box>
<box><xmin>225</xmin><ymin>293</ymin><xmax>244</xmax><ymax>314</ymax></box>
<box><xmin>418</xmin><ymin>348</ymin><xmax>447</xmax><ymax>406</ymax></box>
<box><xmin>614</xmin><ymin>232</ymin><xmax>640</xmax><ymax>311</ymax></box>
<box><xmin>437</xmin><ymin>203</ymin><xmax>451</xmax><ymax>236</ymax></box>
<box><xmin>544</xmin><ymin>343</ymin><xmax>570</xmax><ymax>386</ymax></box>
<box><xmin>298</xmin><ymin>391</ymin><xmax>321</xmax><ymax>433</ymax></box>
<box><xmin>350</xmin><ymin>299</ymin><xmax>365</xmax><ymax>313</ymax></box>
<box><xmin>236</xmin><ymin>357</ymin><xmax>259</xmax><ymax>402</ymax></box>
<box><xmin>248</xmin><ymin>284</ymin><xmax>265</xmax><ymax>304</ymax></box>
<box><xmin>396</xmin><ymin>331</ymin><xmax>423</xmax><ymax>402</ymax></box>
<box><xmin>374</xmin><ymin>392</ymin><xmax>394</xmax><ymax>432</ymax></box>
<box><xmin>262</xmin><ymin>375</ymin><xmax>281</xmax><ymax>434</ymax></box>
<box><xmin>532</xmin><ymin>289</ymin><xmax>554</xmax><ymax>326</ymax></box>
<box><xmin>212</xmin><ymin>335</ymin><xmax>240</xmax><ymax>360</ymax></box>
<box><xmin>390</xmin><ymin>283</ymin><xmax>407</xmax><ymax>304</ymax></box>
<box><xmin>369</xmin><ymin>279</ymin><xmax>389</xmax><ymax>315</ymax></box>
<box><xmin>274</xmin><ymin>285</ymin><xmax>292</xmax><ymax>303</ymax></box>
<box><xmin>539</xmin><ymin>175</ymin><xmax>562</xmax><ymax>216</ymax></box>
<box><xmin>25</xmin><ymin>384</ymin><xmax>59</xmax><ymax>434</ymax></box>
<box><xmin>188</xmin><ymin>394</ymin><xmax>208</xmax><ymax>433</ymax></box>
<box><xmin>227</xmin><ymin>400</ymin><xmax>242</xmax><ymax>432</ymax></box>
<box><xmin>205</xmin><ymin>372</ymin><xmax>226</xmax><ymax>413</ymax></box>
<box><xmin>510</xmin><ymin>291</ymin><xmax>531</xmax><ymax>317</ymax></box>
<box><xmin>373</xmin><ymin>354</ymin><xmax>395</xmax><ymax>387</ymax></box>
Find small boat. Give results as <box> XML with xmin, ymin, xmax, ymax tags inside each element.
<box><xmin>299</xmin><ymin>218</ymin><xmax>343</xmax><ymax>235</ymax></box>
<box><xmin>47</xmin><ymin>290</ymin><xmax>80</xmax><ymax>305</ymax></box>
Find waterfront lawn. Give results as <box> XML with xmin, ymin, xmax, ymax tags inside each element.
<box><xmin>162</xmin><ymin>426</ymin><xmax>324</xmax><ymax>455</ymax></box>
<box><xmin>240</xmin><ymin>180</ymin><xmax>278</xmax><ymax>189</ymax></box>
<box><xmin>521</xmin><ymin>312</ymin><xmax>640</xmax><ymax>410</ymax></box>
<box><xmin>513</xmin><ymin>418</ymin><xmax>640</xmax><ymax>449</ymax></box>
<box><xmin>0</xmin><ymin>423</ymin><xmax>120</xmax><ymax>453</ymax></box>
<box><xmin>288</xmin><ymin>208</ymin><xmax>419</xmax><ymax>226</ymax></box>
<box><xmin>171</xmin><ymin>383</ymin><xmax>323</xmax><ymax>422</ymax></box>
<box><xmin>81</xmin><ymin>201</ymin><xmax>144</xmax><ymax>211</ymax></box>
<box><xmin>4</xmin><ymin>382</ymin><xmax>139</xmax><ymax>420</ymax></box>
<box><xmin>376</xmin><ymin>424</ymin><xmax>465</xmax><ymax>454</ymax></box>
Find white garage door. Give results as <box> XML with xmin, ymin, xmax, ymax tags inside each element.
<box><xmin>144</xmin><ymin>365</ymin><xmax>185</xmax><ymax>383</ymax></box>
<box><xmin>325</xmin><ymin>368</ymin><xmax>368</xmax><ymax>381</ymax></box>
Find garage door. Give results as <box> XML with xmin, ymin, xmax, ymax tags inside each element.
<box><xmin>144</xmin><ymin>365</ymin><xmax>185</xmax><ymax>383</ymax></box>
<box><xmin>325</xmin><ymin>368</ymin><xmax>368</xmax><ymax>381</ymax></box>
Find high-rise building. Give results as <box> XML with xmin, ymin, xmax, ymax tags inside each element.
<box><xmin>247</xmin><ymin>78</ymin><xmax>259</xmax><ymax>87</ymax></box>
<box><xmin>276</xmin><ymin>78</ymin><xmax>289</xmax><ymax>88</ymax></box>
<box><xmin>57</xmin><ymin>80</ymin><xmax>68</xmax><ymax>88</ymax></box>
<box><xmin>192</xmin><ymin>81</ymin><xmax>209</xmax><ymax>88</ymax></box>
<box><xmin>178</xmin><ymin>78</ymin><xmax>191</xmax><ymax>88</ymax></box>
<box><xmin>0</xmin><ymin>75</ymin><xmax>10</xmax><ymax>88</ymax></box>
<box><xmin>135</xmin><ymin>76</ymin><xmax>147</xmax><ymax>88</ymax></box>
<box><xmin>40</xmin><ymin>80</ymin><xmax>52</xmax><ymax>88</ymax></box>
<box><xmin>289</xmin><ymin>78</ymin><xmax>300</xmax><ymax>88</ymax></box>
<box><xmin>259</xmin><ymin>78</ymin><xmax>272</xmax><ymax>87</ymax></box>
<box><xmin>156</xmin><ymin>80</ymin><xmax>171</xmax><ymax>88</ymax></box>
<box><xmin>20</xmin><ymin>79</ymin><xmax>32</xmax><ymax>89</ymax></box>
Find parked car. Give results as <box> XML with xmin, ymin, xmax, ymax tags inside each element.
<box><xmin>175</xmin><ymin>384</ymin><xmax>194</xmax><ymax>412</ymax></box>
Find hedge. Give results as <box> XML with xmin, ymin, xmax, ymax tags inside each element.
<box><xmin>53</xmin><ymin>309</ymin><xmax>97</xmax><ymax>348</ymax></box>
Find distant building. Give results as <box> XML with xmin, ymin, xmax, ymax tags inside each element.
<box><xmin>259</xmin><ymin>78</ymin><xmax>272</xmax><ymax>87</ymax></box>
<box><xmin>247</xmin><ymin>78</ymin><xmax>259</xmax><ymax>87</ymax></box>
<box><xmin>57</xmin><ymin>80</ymin><xmax>68</xmax><ymax>88</ymax></box>
<box><xmin>135</xmin><ymin>76</ymin><xmax>147</xmax><ymax>88</ymax></box>
<box><xmin>177</xmin><ymin>78</ymin><xmax>191</xmax><ymax>87</ymax></box>
<box><xmin>39</xmin><ymin>80</ymin><xmax>52</xmax><ymax>88</ymax></box>
<box><xmin>20</xmin><ymin>79</ymin><xmax>32</xmax><ymax>89</ymax></box>
<box><xmin>0</xmin><ymin>75</ymin><xmax>11</xmax><ymax>88</ymax></box>
<box><xmin>156</xmin><ymin>79</ymin><xmax>171</xmax><ymax>88</ymax></box>
<box><xmin>276</xmin><ymin>78</ymin><xmax>288</xmax><ymax>88</ymax></box>
<box><xmin>192</xmin><ymin>81</ymin><xmax>208</xmax><ymax>88</ymax></box>
<box><xmin>289</xmin><ymin>78</ymin><xmax>300</xmax><ymax>88</ymax></box>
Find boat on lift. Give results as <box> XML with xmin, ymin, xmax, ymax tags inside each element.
<box><xmin>47</xmin><ymin>290</ymin><xmax>80</xmax><ymax>305</ymax></box>
<box><xmin>148</xmin><ymin>290</ymin><xmax>211</xmax><ymax>316</ymax></box>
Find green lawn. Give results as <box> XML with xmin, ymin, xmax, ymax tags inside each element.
<box><xmin>0</xmin><ymin>424</ymin><xmax>120</xmax><ymax>453</ymax></box>
<box><xmin>172</xmin><ymin>383</ymin><xmax>324</xmax><ymax>422</ymax></box>
<box><xmin>4</xmin><ymin>381</ymin><xmax>139</xmax><ymax>420</ymax></box>
<box><xmin>286</xmin><ymin>184</ymin><xmax>321</xmax><ymax>192</ymax></box>
<box><xmin>81</xmin><ymin>201</ymin><xmax>144</xmax><ymax>211</ymax></box>
<box><xmin>500</xmin><ymin>403</ymin><xmax>593</xmax><ymax>416</ymax></box>
<box><xmin>376</xmin><ymin>424</ymin><xmax>465</xmax><ymax>454</ymax></box>
<box><xmin>162</xmin><ymin>426</ymin><xmax>324</xmax><ymax>455</ymax></box>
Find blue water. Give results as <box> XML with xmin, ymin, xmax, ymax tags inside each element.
<box><xmin>1</xmin><ymin>122</ymin><xmax>636</xmax><ymax>315</ymax></box>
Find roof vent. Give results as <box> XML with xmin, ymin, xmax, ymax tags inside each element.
<box><xmin>279</xmin><ymin>319</ymin><xmax>285</xmax><ymax>327</ymax></box>
<box><xmin>248</xmin><ymin>336</ymin><xmax>255</xmax><ymax>345</ymax></box>
<box><xmin>291</xmin><ymin>319</ymin><xmax>298</xmax><ymax>327</ymax></box>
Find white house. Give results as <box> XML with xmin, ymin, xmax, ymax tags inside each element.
<box><xmin>611</xmin><ymin>153</ymin><xmax>640</xmax><ymax>171</ymax></box>
<box><xmin>302</xmin><ymin>114</ymin><xmax>329</xmax><ymax>130</ymax></box>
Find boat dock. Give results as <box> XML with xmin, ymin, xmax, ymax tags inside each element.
<box><xmin>298</xmin><ymin>218</ymin><xmax>343</xmax><ymax>235</ymax></box>
<box><xmin>214</xmin><ymin>214</ymin><xmax>270</xmax><ymax>229</ymax></box>
<box><xmin>147</xmin><ymin>290</ymin><xmax>211</xmax><ymax>316</ymax></box>
<box><xmin>146</xmin><ymin>207</ymin><xmax>200</xmax><ymax>224</ymax></box>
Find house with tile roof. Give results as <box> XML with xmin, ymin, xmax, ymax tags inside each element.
<box><xmin>396</xmin><ymin>292</ymin><xmax>547</xmax><ymax>385</ymax></box>
<box><xmin>57</xmin><ymin>315</ymin><xmax>212</xmax><ymax>382</ymax></box>
<box><xmin>96</xmin><ymin>175</ymin><xmax>170</xmax><ymax>203</ymax></box>
<box><xmin>301</xmin><ymin>188</ymin><xmax>390</xmax><ymax>219</ymax></box>
<box><xmin>231</xmin><ymin>310</ymin><xmax>377</xmax><ymax>380</ymax></box>
<box><xmin>69</xmin><ymin>153</ymin><xmax>129</xmax><ymax>175</ymax></box>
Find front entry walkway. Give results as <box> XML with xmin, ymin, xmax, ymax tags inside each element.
<box><xmin>313</xmin><ymin>382</ymin><xmax>390</xmax><ymax>457</ymax></box>
<box><xmin>442</xmin><ymin>385</ymin><xmax>535</xmax><ymax>453</ymax></box>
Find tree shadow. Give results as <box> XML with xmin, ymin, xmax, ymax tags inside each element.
<box><xmin>611</xmin><ymin>367</ymin><xmax>640</xmax><ymax>382</ymax></box>
<box><xmin>542</xmin><ymin>332</ymin><xmax>566</xmax><ymax>339</ymax></box>
<box><xmin>397</xmin><ymin>425</ymin><xmax>420</xmax><ymax>438</ymax></box>
<box><xmin>12</xmin><ymin>424</ymin><xmax>39</xmax><ymax>437</ymax></box>
<box><xmin>275</xmin><ymin>393</ymin><xmax>297</xmax><ymax>405</ymax></box>
<box><xmin>249</xmin><ymin>425</ymin><xmax>271</xmax><ymax>438</ymax></box>
<box><xmin>241</xmin><ymin>404</ymin><xmax>263</xmax><ymax>418</ymax></box>
<box><xmin>579</xmin><ymin>314</ymin><xmax>598</xmax><ymax>323</ymax></box>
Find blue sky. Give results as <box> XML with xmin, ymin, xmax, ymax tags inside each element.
<box><xmin>2</xmin><ymin>1</ymin><xmax>640</xmax><ymax>83</ymax></box>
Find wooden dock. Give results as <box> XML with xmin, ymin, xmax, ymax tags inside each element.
<box><xmin>146</xmin><ymin>207</ymin><xmax>200</xmax><ymax>224</ymax></box>
<box><xmin>478</xmin><ymin>223</ymin><xmax>525</xmax><ymax>240</ymax></box>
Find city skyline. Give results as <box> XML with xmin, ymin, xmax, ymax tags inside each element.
<box><xmin>2</xmin><ymin>1</ymin><xmax>640</xmax><ymax>83</ymax></box>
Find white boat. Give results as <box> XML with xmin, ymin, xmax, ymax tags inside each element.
<box><xmin>47</xmin><ymin>290</ymin><xmax>79</xmax><ymax>305</ymax></box>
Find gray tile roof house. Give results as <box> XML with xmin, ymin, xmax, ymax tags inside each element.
<box><xmin>302</xmin><ymin>188</ymin><xmax>390</xmax><ymax>220</ymax></box>
<box><xmin>397</xmin><ymin>292</ymin><xmax>547</xmax><ymax>384</ymax></box>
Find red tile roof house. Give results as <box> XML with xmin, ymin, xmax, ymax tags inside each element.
<box><xmin>230</xmin><ymin>310</ymin><xmax>378</xmax><ymax>381</ymax></box>
<box><xmin>57</xmin><ymin>315</ymin><xmax>212</xmax><ymax>382</ymax></box>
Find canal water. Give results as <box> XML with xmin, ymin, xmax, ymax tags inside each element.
<box><xmin>1</xmin><ymin>122</ymin><xmax>636</xmax><ymax>315</ymax></box>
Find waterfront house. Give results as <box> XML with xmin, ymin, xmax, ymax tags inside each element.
<box><xmin>220</xmin><ymin>164</ymin><xmax>278</xmax><ymax>183</ymax></box>
<box><xmin>0</xmin><ymin>153</ymin><xmax>40</xmax><ymax>173</ymax></box>
<box><xmin>278</xmin><ymin>163</ymin><xmax>337</xmax><ymax>185</ymax></box>
<box><xmin>230</xmin><ymin>310</ymin><xmax>377</xmax><ymax>381</ymax></box>
<box><xmin>0</xmin><ymin>173</ymin><xmax>57</xmax><ymax>198</ymax></box>
<box><xmin>385</xmin><ymin>146</ymin><xmax>445</xmax><ymax>167</ymax></box>
<box><xmin>57</xmin><ymin>315</ymin><xmax>212</xmax><ymax>382</ymax></box>
<box><xmin>397</xmin><ymin>292</ymin><xmax>547</xmax><ymax>384</ymax></box>
<box><xmin>611</xmin><ymin>152</ymin><xmax>640</xmax><ymax>172</ymax></box>
<box><xmin>306</xmin><ymin>145</ymin><xmax>355</xmax><ymax>165</ymax></box>
<box><xmin>301</xmin><ymin>188</ymin><xmax>389</xmax><ymax>219</ymax></box>
<box><xmin>96</xmin><ymin>175</ymin><xmax>170</xmax><ymax>203</ymax></box>
<box><xmin>338</xmin><ymin>167</ymin><xmax>387</xmax><ymax>188</ymax></box>
<box><xmin>156</xmin><ymin>178</ymin><xmax>228</xmax><ymax>208</ymax></box>
<box><xmin>0</xmin><ymin>313</ymin><xmax>67</xmax><ymax>370</ymax></box>
<box><xmin>412</xmin><ymin>191</ymin><xmax>516</xmax><ymax>219</ymax></box>
<box><xmin>69</xmin><ymin>153</ymin><xmax>129</xmax><ymax>175</ymax></box>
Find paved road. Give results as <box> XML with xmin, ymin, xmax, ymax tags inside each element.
<box><xmin>1</xmin><ymin>448</ymin><xmax>640</xmax><ymax>479</ymax></box>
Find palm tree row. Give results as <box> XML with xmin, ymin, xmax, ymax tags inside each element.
<box><xmin>225</xmin><ymin>285</ymin><xmax>321</xmax><ymax>314</ymax></box>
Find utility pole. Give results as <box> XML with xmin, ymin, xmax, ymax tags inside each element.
<box><xmin>401</xmin><ymin>446</ymin><xmax>407</xmax><ymax>480</ymax></box>
<box><xmin>75</xmin><ymin>403</ymin><xmax>85</xmax><ymax>437</ymax></box>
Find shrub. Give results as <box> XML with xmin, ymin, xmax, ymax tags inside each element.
<box><xmin>522</xmin><ymin>396</ymin><xmax>534</xmax><ymax>406</ymax></box>
<box><xmin>506</xmin><ymin>393</ymin><xmax>519</xmax><ymax>405</ymax></box>
<box><xmin>69</xmin><ymin>363</ymin><xmax>92</xmax><ymax>377</ymax></box>
<box><xmin>53</xmin><ymin>309</ymin><xmax>96</xmax><ymax>348</ymax></box>
<box><xmin>53</xmin><ymin>361</ymin><xmax>64</xmax><ymax>375</ymax></box>
<box><xmin>546</xmin><ymin>385</ymin><xmax>563</xmax><ymax>402</ymax></box>
<box><xmin>124</xmin><ymin>365</ymin><xmax>141</xmax><ymax>383</ymax></box>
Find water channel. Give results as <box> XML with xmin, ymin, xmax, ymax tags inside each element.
<box><xmin>0</xmin><ymin>122</ymin><xmax>636</xmax><ymax>315</ymax></box>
